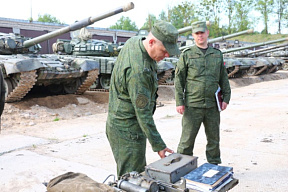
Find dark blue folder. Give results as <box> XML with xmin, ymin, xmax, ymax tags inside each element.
<box><xmin>184</xmin><ymin>163</ymin><xmax>233</xmax><ymax>186</ymax></box>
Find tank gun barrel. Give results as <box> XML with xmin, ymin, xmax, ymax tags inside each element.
<box><xmin>246</xmin><ymin>42</ymin><xmax>288</xmax><ymax>56</ymax></box>
<box><xmin>177</xmin><ymin>21</ymin><xmax>210</xmax><ymax>34</ymax></box>
<box><xmin>208</xmin><ymin>29</ymin><xmax>254</xmax><ymax>44</ymax></box>
<box><xmin>179</xmin><ymin>29</ymin><xmax>254</xmax><ymax>51</ymax></box>
<box><xmin>221</xmin><ymin>38</ymin><xmax>288</xmax><ymax>54</ymax></box>
<box><xmin>254</xmin><ymin>46</ymin><xmax>288</xmax><ymax>56</ymax></box>
<box><xmin>23</xmin><ymin>2</ymin><xmax>134</xmax><ymax>48</ymax></box>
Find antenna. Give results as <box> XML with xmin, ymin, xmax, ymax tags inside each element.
<box><xmin>30</xmin><ymin>0</ymin><xmax>33</xmax><ymax>21</ymax></box>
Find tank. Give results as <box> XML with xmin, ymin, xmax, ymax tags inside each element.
<box><xmin>222</xmin><ymin>38</ymin><xmax>288</xmax><ymax>76</ymax></box>
<box><xmin>0</xmin><ymin>2</ymin><xmax>134</xmax><ymax>102</ymax></box>
<box><xmin>52</xmin><ymin>16</ymin><xmax>141</xmax><ymax>90</ymax></box>
<box><xmin>53</xmin><ymin>29</ymin><xmax>120</xmax><ymax>90</ymax></box>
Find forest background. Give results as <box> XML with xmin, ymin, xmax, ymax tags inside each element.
<box><xmin>31</xmin><ymin>0</ymin><xmax>288</xmax><ymax>42</ymax></box>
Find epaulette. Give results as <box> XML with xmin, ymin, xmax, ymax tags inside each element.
<box><xmin>182</xmin><ymin>47</ymin><xmax>191</xmax><ymax>53</ymax></box>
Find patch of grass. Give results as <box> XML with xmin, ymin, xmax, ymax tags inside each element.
<box><xmin>53</xmin><ymin>117</ymin><xmax>60</xmax><ymax>121</ymax></box>
<box><xmin>229</xmin><ymin>33</ymin><xmax>288</xmax><ymax>43</ymax></box>
<box><xmin>83</xmin><ymin>134</ymin><xmax>88</xmax><ymax>137</ymax></box>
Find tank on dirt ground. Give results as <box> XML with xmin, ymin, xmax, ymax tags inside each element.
<box><xmin>0</xmin><ymin>2</ymin><xmax>134</xmax><ymax>102</ymax></box>
<box><xmin>222</xmin><ymin>38</ymin><xmax>288</xmax><ymax>77</ymax></box>
<box><xmin>53</xmin><ymin>28</ymin><xmax>119</xmax><ymax>90</ymax></box>
<box><xmin>52</xmin><ymin>23</ymin><xmax>130</xmax><ymax>90</ymax></box>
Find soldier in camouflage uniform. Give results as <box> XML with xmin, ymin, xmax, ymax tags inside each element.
<box><xmin>175</xmin><ymin>21</ymin><xmax>231</xmax><ymax>165</ymax></box>
<box><xmin>106</xmin><ymin>21</ymin><xmax>180</xmax><ymax>177</ymax></box>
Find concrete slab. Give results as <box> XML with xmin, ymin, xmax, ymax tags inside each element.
<box><xmin>0</xmin><ymin>134</ymin><xmax>49</xmax><ymax>155</ymax></box>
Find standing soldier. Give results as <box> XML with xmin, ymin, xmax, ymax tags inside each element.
<box><xmin>106</xmin><ymin>21</ymin><xmax>180</xmax><ymax>177</ymax></box>
<box><xmin>175</xmin><ymin>21</ymin><xmax>231</xmax><ymax>165</ymax></box>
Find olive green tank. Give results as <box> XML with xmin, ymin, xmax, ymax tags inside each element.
<box><xmin>0</xmin><ymin>2</ymin><xmax>134</xmax><ymax>102</ymax></box>
<box><xmin>52</xmin><ymin>6</ymin><xmax>137</xmax><ymax>90</ymax></box>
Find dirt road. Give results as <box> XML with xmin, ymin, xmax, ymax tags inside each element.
<box><xmin>0</xmin><ymin>71</ymin><xmax>288</xmax><ymax>192</ymax></box>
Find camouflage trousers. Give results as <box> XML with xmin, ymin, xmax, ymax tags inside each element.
<box><xmin>177</xmin><ymin>106</ymin><xmax>221</xmax><ymax>165</ymax></box>
<box><xmin>106</xmin><ymin>123</ymin><xmax>147</xmax><ymax>177</ymax></box>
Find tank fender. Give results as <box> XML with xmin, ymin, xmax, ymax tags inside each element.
<box><xmin>157</xmin><ymin>61</ymin><xmax>174</xmax><ymax>71</ymax></box>
<box><xmin>3</xmin><ymin>58</ymin><xmax>44</xmax><ymax>75</ymax></box>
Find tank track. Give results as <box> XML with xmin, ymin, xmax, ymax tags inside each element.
<box><xmin>6</xmin><ymin>70</ymin><xmax>37</xmax><ymax>103</ymax></box>
<box><xmin>227</xmin><ymin>65</ymin><xmax>240</xmax><ymax>78</ymax></box>
<box><xmin>75</xmin><ymin>69</ymin><xmax>99</xmax><ymax>95</ymax></box>
<box><xmin>158</xmin><ymin>69</ymin><xmax>173</xmax><ymax>85</ymax></box>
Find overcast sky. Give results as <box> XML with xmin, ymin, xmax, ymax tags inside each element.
<box><xmin>1</xmin><ymin>0</ymin><xmax>286</xmax><ymax>34</ymax></box>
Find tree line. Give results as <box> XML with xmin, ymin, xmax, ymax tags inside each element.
<box><xmin>35</xmin><ymin>0</ymin><xmax>288</xmax><ymax>37</ymax></box>
<box><xmin>111</xmin><ymin>0</ymin><xmax>288</xmax><ymax>37</ymax></box>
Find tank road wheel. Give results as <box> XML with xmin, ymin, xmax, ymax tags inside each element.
<box><xmin>164</xmin><ymin>70</ymin><xmax>175</xmax><ymax>84</ymax></box>
<box><xmin>99</xmin><ymin>74</ymin><xmax>111</xmax><ymax>90</ymax></box>
<box><xmin>4</xmin><ymin>78</ymin><xmax>13</xmax><ymax>99</ymax></box>
<box><xmin>246</xmin><ymin>67</ymin><xmax>257</xmax><ymax>76</ymax></box>
<box><xmin>63</xmin><ymin>79</ymin><xmax>81</xmax><ymax>94</ymax></box>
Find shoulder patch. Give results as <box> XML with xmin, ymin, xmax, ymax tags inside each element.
<box><xmin>136</xmin><ymin>94</ymin><xmax>149</xmax><ymax>108</ymax></box>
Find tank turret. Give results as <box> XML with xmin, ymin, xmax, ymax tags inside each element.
<box><xmin>0</xmin><ymin>2</ymin><xmax>134</xmax><ymax>102</ymax></box>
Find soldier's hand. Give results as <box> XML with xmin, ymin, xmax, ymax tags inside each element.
<box><xmin>176</xmin><ymin>105</ymin><xmax>185</xmax><ymax>114</ymax></box>
<box><xmin>158</xmin><ymin>147</ymin><xmax>174</xmax><ymax>158</ymax></box>
<box><xmin>222</xmin><ymin>102</ymin><xmax>228</xmax><ymax>111</ymax></box>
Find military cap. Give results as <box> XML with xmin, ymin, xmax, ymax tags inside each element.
<box><xmin>151</xmin><ymin>21</ymin><xmax>180</xmax><ymax>56</ymax></box>
<box><xmin>191</xmin><ymin>21</ymin><xmax>208</xmax><ymax>33</ymax></box>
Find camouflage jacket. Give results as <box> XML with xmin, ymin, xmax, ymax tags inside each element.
<box><xmin>106</xmin><ymin>36</ymin><xmax>166</xmax><ymax>152</ymax></box>
<box><xmin>0</xmin><ymin>69</ymin><xmax>5</xmax><ymax>116</ymax></box>
<box><xmin>175</xmin><ymin>45</ymin><xmax>231</xmax><ymax>108</ymax></box>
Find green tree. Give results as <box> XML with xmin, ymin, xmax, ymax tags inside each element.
<box><xmin>274</xmin><ymin>0</ymin><xmax>288</xmax><ymax>33</ymax></box>
<box><xmin>196</xmin><ymin>0</ymin><xmax>223</xmax><ymax>37</ymax></box>
<box><xmin>168</xmin><ymin>1</ymin><xmax>198</xmax><ymax>30</ymax></box>
<box><xmin>223</xmin><ymin>0</ymin><xmax>236</xmax><ymax>33</ymax></box>
<box><xmin>37</xmin><ymin>14</ymin><xmax>63</xmax><ymax>24</ymax></box>
<box><xmin>110</xmin><ymin>16</ymin><xmax>138</xmax><ymax>31</ymax></box>
<box><xmin>141</xmin><ymin>14</ymin><xmax>157</xmax><ymax>31</ymax></box>
<box><xmin>158</xmin><ymin>10</ymin><xmax>168</xmax><ymax>22</ymax></box>
<box><xmin>255</xmin><ymin>0</ymin><xmax>274</xmax><ymax>34</ymax></box>
<box><xmin>232</xmin><ymin>0</ymin><xmax>254</xmax><ymax>32</ymax></box>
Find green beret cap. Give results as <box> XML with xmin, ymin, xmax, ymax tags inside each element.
<box><xmin>191</xmin><ymin>21</ymin><xmax>208</xmax><ymax>33</ymax></box>
<box><xmin>151</xmin><ymin>21</ymin><xmax>180</xmax><ymax>56</ymax></box>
